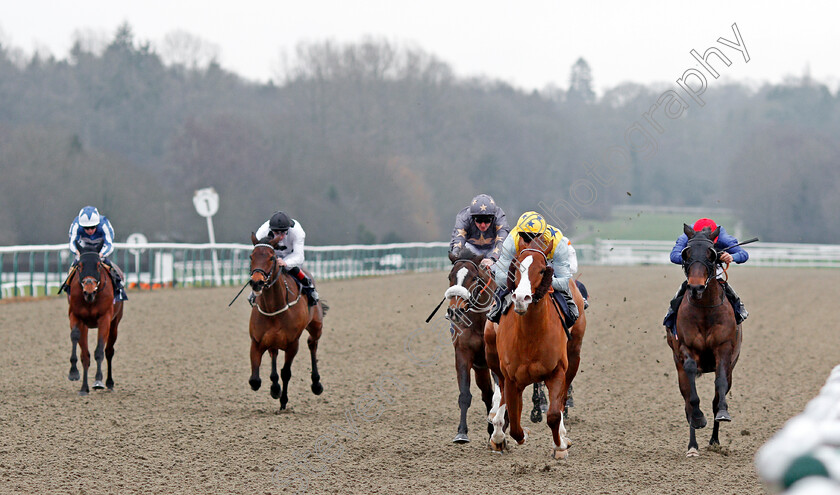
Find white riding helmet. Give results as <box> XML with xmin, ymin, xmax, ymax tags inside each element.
<box><xmin>78</xmin><ymin>206</ymin><xmax>101</xmax><ymax>228</ymax></box>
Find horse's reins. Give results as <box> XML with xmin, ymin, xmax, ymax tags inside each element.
<box><xmin>426</xmin><ymin>259</ymin><xmax>492</xmax><ymax>323</ymax></box>
<box><xmin>230</xmin><ymin>244</ymin><xmax>301</xmax><ymax>316</ymax></box>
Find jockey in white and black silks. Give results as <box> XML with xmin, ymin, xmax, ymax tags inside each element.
<box><xmin>254</xmin><ymin>210</ymin><xmax>319</xmax><ymax>306</ymax></box>
<box><xmin>449</xmin><ymin>194</ymin><xmax>510</xmax><ymax>270</ymax></box>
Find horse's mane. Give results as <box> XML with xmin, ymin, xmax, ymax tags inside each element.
<box><xmin>532</xmin><ymin>265</ymin><xmax>554</xmax><ymax>302</ymax></box>
<box><xmin>506</xmin><ymin>259</ymin><xmax>517</xmax><ymax>289</ymax></box>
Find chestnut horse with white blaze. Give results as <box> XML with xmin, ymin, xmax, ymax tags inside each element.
<box><xmin>484</xmin><ymin>237</ymin><xmax>587</xmax><ymax>460</ymax></box>
<box><xmin>248</xmin><ymin>233</ymin><xmax>326</xmax><ymax>408</ymax></box>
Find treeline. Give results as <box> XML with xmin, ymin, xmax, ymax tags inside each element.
<box><xmin>1</xmin><ymin>24</ymin><xmax>839</xmax><ymax>246</ymax></box>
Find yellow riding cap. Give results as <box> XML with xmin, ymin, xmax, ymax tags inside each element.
<box><xmin>512</xmin><ymin>211</ymin><xmax>564</xmax><ymax>259</ymax></box>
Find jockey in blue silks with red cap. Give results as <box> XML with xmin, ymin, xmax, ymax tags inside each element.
<box><xmin>663</xmin><ymin>218</ymin><xmax>749</xmax><ymax>334</ymax></box>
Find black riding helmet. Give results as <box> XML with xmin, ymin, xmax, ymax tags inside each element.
<box><xmin>269</xmin><ymin>211</ymin><xmax>295</xmax><ymax>232</ymax></box>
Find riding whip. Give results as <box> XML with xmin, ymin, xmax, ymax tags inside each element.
<box><xmin>425</xmin><ymin>297</ymin><xmax>446</xmax><ymax>323</ymax></box>
<box><xmin>228</xmin><ymin>280</ymin><xmax>250</xmax><ymax>307</ymax></box>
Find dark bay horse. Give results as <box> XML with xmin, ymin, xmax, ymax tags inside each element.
<box><xmin>445</xmin><ymin>251</ymin><xmax>496</xmax><ymax>444</ymax></box>
<box><xmin>484</xmin><ymin>238</ymin><xmax>587</xmax><ymax>459</ymax></box>
<box><xmin>667</xmin><ymin>224</ymin><xmax>742</xmax><ymax>457</ymax></box>
<box><xmin>248</xmin><ymin>234</ymin><xmax>326</xmax><ymax>409</ymax></box>
<box><xmin>66</xmin><ymin>239</ymin><xmax>124</xmax><ymax>396</ymax></box>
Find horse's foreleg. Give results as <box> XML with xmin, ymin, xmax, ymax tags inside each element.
<box><xmin>92</xmin><ymin>315</ymin><xmax>110</xmax><ymax>390</ymax></box>
<box><xmin>269</xmin><ymin>350</ymin><xmax>281</xmax><ymax>400</ymax></box>
<box><xmin>279</xmin><ymin>339</ymin><xmax>299</xmax><ymax>410</ymax></box>
<box><xmin>68</xmin><ymin>320</ymin><xmax>81</xmax><ymax>382</ymax></box>
<box><xmin>105</xmin><ymin>321</ymin><xmax>118</xmax><ymax>390</ymax></box>
<box><xmin>474</xmin><ymin>367</ymin><xmax>494</xmax><ymax>437</ymax></box>
<box><xmin>78</xmin><ymin>326</ymin><xmax>91</xmax><ymax>396</ymax></box>
<box><xmin>249</xmin><ymin>340</ymin><xmax>263</xmax><ymax>391</ymax></box>
<box><xmin>681</xmin><ymin>357</ymin><xmax>705</xmax><ymax>429</ymax></box>
<box><xmin>306</xmin><ymin>321</ymin><xmax>323</xmax><ymax>395</ymax></box>
<box><xmin>488</xmin><ymin>371</ymin><xmax>506</xmax><ymax>451</ymax></box>
<box><xmin>545</xmin><ymin>372</ymin><xmax>571</xmax><ymax>459</ymax></box>
<box><xmin>710</xmin><ymin>349</ymin><xmax>733</xmax><ymax>447</ymax></box>
<box><xmin>506</xmin><ymin>382</ymin><xmax>528</xmax><ymax>445</ymax></box>
<box><xmin>453</xmin><ymin>349</ymin><xmax>474</xmax><ymax>443</ymax></box>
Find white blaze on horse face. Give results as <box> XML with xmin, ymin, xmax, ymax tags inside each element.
<box><xmin>444</xmin><ymin>267</ymin><xmax>471</xmax><ymax>300</ymax></box>
<box><xmin>512</xmin><ymin>256</ymin><xmax>534</xmax><ymax>312</ymax></box>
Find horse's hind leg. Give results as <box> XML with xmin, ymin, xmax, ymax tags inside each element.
<box><xmin>545</xmin><ymin>372</ymin><xmax>571</xmax><ymax>460</ymax></box>
<box><xmin>453</xmin><ymin>349</ymin><xmax>474</xmax><ymax>443</ymax></box>
<box><xmin>269</xmin><ymin>350</ymin><xmax>281</xmax><ymax>400</ymax></box>
<box><xmin>249</xmin><ymin>340</ymin><xmax>263</xmax><ymax>391</ymax></box>
<box><xmin>475</xmin><ymin>367</ymin><xmax>494</xmax><ymax>438</ymax></box>
<box><xmin>279</xmin><ymin>340</ymin><xmax>299</xmax><ymax>410</ymax></box>
<box><xmin>530</xmin><ymin>383</ymin><xmax>544</xmax><ymax>423</ymax></box>
<box><xmin>306</xmin><ymin>319</ymin><xmax>323</xmax><ymax>395</ymax></box>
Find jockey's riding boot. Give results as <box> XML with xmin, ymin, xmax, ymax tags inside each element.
<box><xmin>663</xmin><ymin>281</ymin><xmax>688</xmax><ymax>333</ymax></box>
<box><xmin>59</xmin><ymin>261</ymin><xmax>79</xmax><ymax>294</ymax></box>
<box><xmin>487</xmin><ymin>287</ymin><xmax>510</xmax><ymax>324</ymax></box>
<box><xmin>583</xmin><ymin>298</ymin><xmax>589</xmax><ymax>310</ymax></box>
<box><xmin>722</xmin><ymin>281</ymin><xmax>748</xmax><ymax>324</ymax></box>
<box><xmin>560</xmin><ymin>287</ymin><xmax>579</xmax><ymax>327</ymax></box>
<box><xmin>248</xmin><ymin>292</ymin><xmax>256</xmax><ymax>306</ymax></box>
<box><xmin>301</xmin><ymin>277</ymin><xmax>319</xmax><ymax>307</ymax></box>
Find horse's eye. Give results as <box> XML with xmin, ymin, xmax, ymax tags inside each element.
<box><xmin>539</xmin><ymin>269</ymin><xmax>546</xmax><ymax>274</ymax></box>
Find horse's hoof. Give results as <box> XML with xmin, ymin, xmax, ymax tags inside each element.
<box><xmin>270</xmin><ymin>384</ymin><xmax>281</xmax><ymax>400</ymax></box>
<box><xmin>715</xmin><ymin>410</ymin><xmax>731</xmax><ymax>422</ymax></box>
<box><xmin>516</xmin><ymin>428</ymin><xmax>530</xmax><ymax>445</ymax></box>
<box><xmin>453</xmin><ymin>433</ymin><xmax>470</xmax><ymax>444</ymax></box>
<box><xmin>530</xmin><ymin>408</ymin><xmax>543</xmax><ymax>423</ymax></box>
<box><xmin>552</xmin><ymin>448</ymin><xmax>569</xmax><ymax>460</ymax></box>
<box><xmin>93</xmin><ymin>380</ymin><xmax>105</xmax><ymax>390</ymax></box>
<box><xmin>79</xmin><ymin>389</ymin><xmax>88</xmax><ymax>396</ymax></box>
<box><xmin>279</xmin><ymin>402</ymin><xmax>287</xmax><ymax>410</ymax></box>
<box><xmin>106</xmin><ymin>379</ymin><xmax>114</xmax><ymax>390</ymax></box>
<box><xmin>686</xmin><ymin>447</ymin><xmax>700</xmax><ymax>457</ymax></box>
<box><xmin>488</xmin><ymin>438</ymin><xmax>506</xmax><ymax>452</ymax></box>
<box><xmin>68</xmin><ymin>369</ymin><xmax>80</xmax><ymax>381</ymax></box>
<box><xmin>690</xmin><ymin>414</ymin><xmax>707</xmax><ymax>429</ymax></box>
<box><xmin>311</xmin><ymin>382</ymin><xmax>323</xmax><ymax>395</ymax></box>
<box><xmin>249</xmin><ymin>378</ymin><xmax>261</xmax><ymax>391</ymax></box>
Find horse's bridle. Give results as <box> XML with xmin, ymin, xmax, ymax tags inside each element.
<box><xmin>78</xmin><ymin>253</ymin><xmax>103</xmax><ymax>294</ymax></box>
<box><xmin>681</xmin><ymin>236</ymin><xmax>721</xmax><ymax>296</ymax></box>
<box><xmin>518</xmin><ymin>248</ymin><xmax>551</xmax><ymax>303</ymax></box>
<box><xmin>447</xmin><ymin>259</ymin><xmax>491</xmax><ymax>315</ymax></box>
<box><xmin>250</xmin><ymin>244</ymin><xmax>281</xmax><ymax>291</ymax></box>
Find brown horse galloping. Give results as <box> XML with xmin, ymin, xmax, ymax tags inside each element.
<box><xmin>248</xmin><ymin>233</ymin><xmax>326</xmax><ymax>408</ymax></box>
<box><xmin>484</xmin><ymin>238</ymin><xmax>587</xmax><ymax>459</ymax></box>
<box><xmin>66</xmin><ymin>240</ymin><xmax>124</xmax><ymax>396</ymax></box>
<box><xmin>445</xmin><ymin>251</ymin><xmax>497</xmax><ymax>444</ymax></box>
<box><xmin>667</xmin><ymin>224</ymin><xmax>742</xmax><ymax>457</ymax></box>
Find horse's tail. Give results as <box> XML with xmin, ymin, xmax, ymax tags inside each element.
<box><xmin>574</xmin><ymin>280</ymin><xmax>589</xmax><ymax>300</ymax></box>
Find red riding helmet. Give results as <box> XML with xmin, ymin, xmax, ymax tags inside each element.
<box><xmin>693</xmin><ymin>218</ymin><xmax>719</xmax><ymax>241</ymax></box>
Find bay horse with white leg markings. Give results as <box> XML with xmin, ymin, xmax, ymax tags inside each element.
<box><xmin>66</xmin><ymin>238</ymin><xmax>123</xmax><ymax>396</ymax></box>
<box><xmin>484</xmin><ymin>237</ymin><xmax>587</xmax><ymax>460</ymax></box>
<box><xmin>445</xmin><ymin>251</ymin><xmax>497</xmax><ymax>444</ymax></box>
<box><xmin>667</xmin><ymin>224</ymin><xmax>742</xmax><ymax>457</ymax></box>
<box><xmin>248</xmin><ymin>233</ymin><xmax>326</xmax><ymax>409</ymax></box>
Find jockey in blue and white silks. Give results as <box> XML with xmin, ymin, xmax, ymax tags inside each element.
<box><xmin>69</xmin><ymin>206</ymin><xmax>115</xmax><ymax>259</ymax></box>
<box><xmin>663</xmin><ymin>217</ymin><xmax>749</xmax><ymax>333</ymax></box>
<box><xmin>62</xmin><ymin>206</ymin><xmax>127</xmax><ymax>301</ymax></box>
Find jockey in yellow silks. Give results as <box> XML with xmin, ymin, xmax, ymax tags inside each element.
<box><xmin>488</xmin><ymin>211</ymin><xmax>579</xmax><ymax>325</ymax></box>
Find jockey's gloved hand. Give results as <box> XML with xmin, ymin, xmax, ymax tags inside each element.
<box><xmin>480</xmin><ymin>258</ymin><xmax>494</xmax><ymax>269</ymax></box>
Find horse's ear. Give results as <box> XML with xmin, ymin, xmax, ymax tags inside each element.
<box><xmin>269</xmin><ymin>234</ymin><xmax>283</xmax><ymax>247</ymax></box>
<box><xmin>710</xmin><ymin>226</ymin><xmax>721</xmax><ymax>241</ymax></box>
<box><xmin>517</xmin><ymin>236</ymin><xmax>528</xmax><ymax>253</ymax></box>
<box><xmin>471</xmin><ymin>252</ymin><xmax>484</xmax><ymax>265</ymax></box>
<box><xmin>543</xmin><ymin>238</ymin><xmax>555</xmax><ymax>256</ymax></box>
<box><xmin>684</xmin><ymin>223</ymin><xmax>695</xmax><ymax>239</ymax></box>
<box><xmin>250</xmin><ymin>232</ymin><xmax>259</xmax><ymax>245</ymax></box>
<box><xmin>448</xmin><ymin>251</ymin><xmax>458</xmax><ymax>264</ymax></box>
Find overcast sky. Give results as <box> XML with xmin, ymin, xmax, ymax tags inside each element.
<box><xmin>1</xmin><ymin>0</ymin><xmax>838</xmax><ymax>93</ymax></box>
